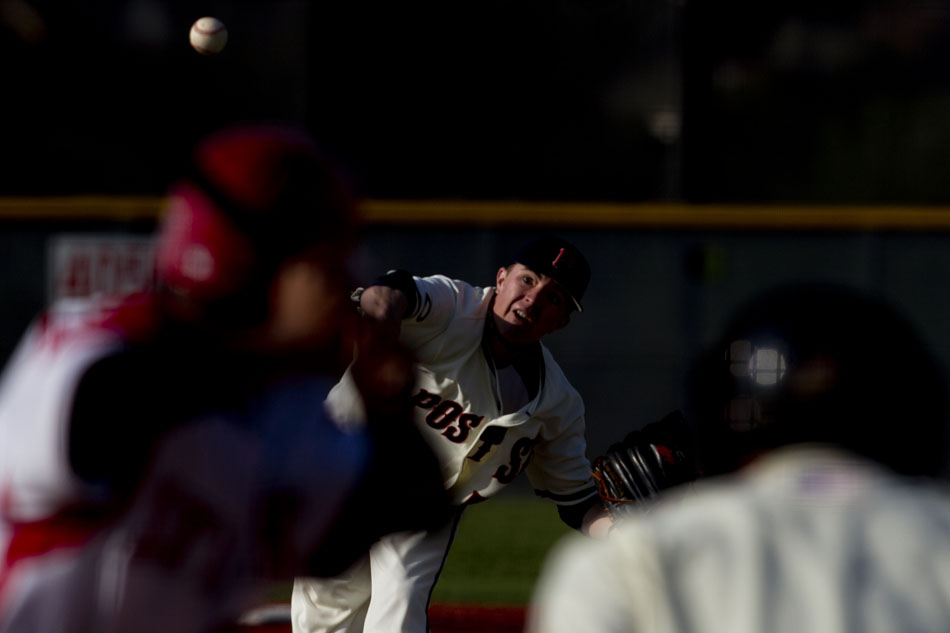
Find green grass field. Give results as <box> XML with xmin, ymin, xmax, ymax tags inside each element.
<box><xmin>430</xmin><ymin>494</ymin><xmax>575</xmax><ymax>605</ymax></box>
<box><xmin>262</xmin><ymin>493</ymin><xmax>574</xmax><ymax>607</ymax></box>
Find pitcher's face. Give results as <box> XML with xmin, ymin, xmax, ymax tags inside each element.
<box><xmin>491</xmin><ymin>264</ymin><xmax>571</xmax><ymax>345</ymax></box>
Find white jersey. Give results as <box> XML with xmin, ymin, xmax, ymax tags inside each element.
<box><xmin>327</xmin><ymin>274</ymin><xmax>596</xmax><ymax>506</ymax></box>
<box><xmin>0</xmin><ymin>297</ymin><xmax>126</xmax><ymax>523</ymax></box>
<box><xmin>527</xmin><ymin>445</ymin><xmax>950</xmax><ymax>633</ymax></box>
<box><xmin>293</xmin><ymin>274</ymin><xmax>597</xmax><ymax>633</ymax></box>
<box><xmin>0</xmin><ymin>296</ymin><xmax>138</xmax><ymax>617</ymax></box>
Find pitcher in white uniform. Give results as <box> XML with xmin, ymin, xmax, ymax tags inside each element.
<box><xmin>293</xmin><ymin>236</ymin><xmax>612</xmax><ymax>633</ymax></box>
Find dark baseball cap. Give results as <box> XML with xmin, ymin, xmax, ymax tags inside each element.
<box><xmin>509</xmin><ymin>236</ymin><xmax>591</xmax><ymax>312</ymax></box>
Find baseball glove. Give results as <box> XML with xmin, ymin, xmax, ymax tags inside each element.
<box><xmin>592</xmin><ymin>410</ymin><xmax>698</xmax><ymax>518</ymax></box>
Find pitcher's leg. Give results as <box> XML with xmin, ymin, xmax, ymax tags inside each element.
<box><xmin>362</xmin><ymin>510</ymin><xmax>463</xmax><ymax>633</ymax></box>
<box><xmin>291</xmin><ymin>554</ymin><xmax>372</xmax><ymax>633</ymax></box>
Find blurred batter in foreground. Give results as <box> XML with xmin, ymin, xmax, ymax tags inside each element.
<box><xmin>0</xmin><ymin>124</ymin><xmax>448</xmax><ymax>633</ymax></box>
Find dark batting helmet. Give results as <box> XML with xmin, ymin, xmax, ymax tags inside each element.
<box><xmin>687</xmin><ymin>282</ymin><xmax>948</xmax><ymax>478</ymax></box>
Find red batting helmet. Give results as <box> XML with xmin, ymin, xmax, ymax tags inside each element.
<box><xmin>154</xmin><ymin>123</ymin><xmax>357</xmax><ymax>326</ymax></box>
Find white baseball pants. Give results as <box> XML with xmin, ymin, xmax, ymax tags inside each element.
<box><xmin>292</xmin><ymin>509</ymin><xmax>463</xmax><ymax>633</ymax></box>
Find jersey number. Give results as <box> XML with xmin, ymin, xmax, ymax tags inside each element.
<box><xmin>493</xmin><ymin>437</ymin><xmax>534</xmax><ymax>484</ymax></box>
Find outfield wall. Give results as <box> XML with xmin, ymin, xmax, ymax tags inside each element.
<box><xmin>3</xmin><ymin>198</ymin><xmax>950</xmax><ymax>468</ymax></box>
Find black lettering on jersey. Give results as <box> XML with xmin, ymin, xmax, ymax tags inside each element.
<box><xmin>468</xmin><ymin>426</ymin><xmax>507</xmax><ymax>462</ymax></box>
<box><xmin>426</xmin><ymin>400</ymin><xmax>462</xmax><ymax>430</ymax></box>
<box><xmin>411</xmin><ymin>389</ymin><xmax>441</xmax><ymax>409</ymax></box>
<box><xmin>443</xmin><ymin>412</ymin><xmax>484</xmax><ymax>443</ymax></box>
<box><xmin>410</xmin><ymin>389</ymin><xmax>487</xmax><ymax>444</ymax></box>
<box><xmin>493</xmin><ymin>437</ymin><xmax>535</xmax><ymax>484</ymax></box>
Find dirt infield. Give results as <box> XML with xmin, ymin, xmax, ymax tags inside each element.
<box><xmin>429</xmin><ymin>602</ymin><xmax>527</xmax><ymax>633</ymax></box>
<box><xmin>235</xmin><ymin>602</ymin><xmax>527</xmax><ymax>633</ymax></box>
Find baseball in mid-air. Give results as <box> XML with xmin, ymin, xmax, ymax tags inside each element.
<box><xmin>189</xmin><ymin>17</ymin><xmax>228</xmax><ymax>55</ymax></box>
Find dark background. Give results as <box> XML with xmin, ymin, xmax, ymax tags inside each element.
<box><xmin>3</xmin><ymin>0</ymin><xmax>950</xmax><ymax>462</ymax></box>
<box><xmin>6</xmin><ymin>0</ymin><xmax>950</xmax><ymax>202</ymax></box>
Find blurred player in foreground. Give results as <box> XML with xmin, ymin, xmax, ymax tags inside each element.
<box><xmin>292</xmin><ymin>236</ymin><xmax>611</xmax><ymax>633</ymax></box>
<box><xmin>527</xmin><ymin>282</ymin><xmax>950</xmax><ymax>633</ymax></box>
<box><xmin>0</xmin><ymin>123</ymin><xmax>449</xmax><ymax>633</ymax></box>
